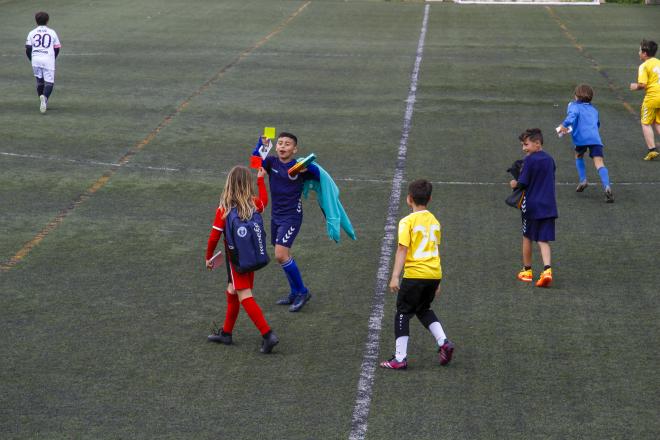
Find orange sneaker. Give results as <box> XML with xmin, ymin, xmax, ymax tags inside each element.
<box><xmin>517</xmin><ymin>268</ymin><xmax>533</xmax><ymax>282</ymax></box>
<box><xmin>535</xmin><ymin>268</ymin><xmax>553</xmax><ymax>287</ymax></box>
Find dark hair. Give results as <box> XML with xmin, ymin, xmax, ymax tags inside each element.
<box><xmin>408</xmin><ymin>179</ymin><xmax>432</xmax><ymax>206</ymax></box>
<box><xmin>35</xmin><ymin>11</ymin><xmax>49</xmax><ymax>26</ymax></box>
<box><xmin>640</xmin><ymin>39</ymin><xmax>658</xmax><ymax>57</ymax></box>
<box><xmin>574</xmin><ymin>84</ymin><xmax>593</xmax><ymax>103</ymax></box>
<box><xmin>519</xmin><ymin>128</ymin><xmax>543</xmax><ymax>145</ymax></box>
<box><xmin>277</xmin><ymin>132</ymin><xmax>297</xmax><ymax>145</ymax></box>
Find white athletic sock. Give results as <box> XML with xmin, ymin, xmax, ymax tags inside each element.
<box><xmin>395</xmin><ymin>336</ymin><xmax>409</xmax><ymax>362</ymax></box>
<box><xmin>428</xmin><ymin>321</ymin><xmax>447</xmax><ymax>346</ymax></box>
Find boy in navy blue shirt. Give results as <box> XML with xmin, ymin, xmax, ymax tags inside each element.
<box><xmin>557</xmin><ymin>84</ymin><xmax>613</xmax><ymax>203</ymax></box>
<box><xmin>509</xmin><ymin>129</ymin><xmax>558</xmax><ymax>288</ymax></box>
<box><xmin>256</xmin><ymin>132</ymin><xmax>320</xmax><ymax>312</ymax></box>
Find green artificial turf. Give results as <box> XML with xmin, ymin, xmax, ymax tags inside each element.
<box><xmin>1</xmin><ymin>1</ymin><xmax>658</xmax><ymax>439</ymax></box>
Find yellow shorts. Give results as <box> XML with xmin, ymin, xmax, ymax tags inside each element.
<box><xmin>641</xmin><ymin>97</ymin><xmax>660</xmax><ymax>125</ymax></box>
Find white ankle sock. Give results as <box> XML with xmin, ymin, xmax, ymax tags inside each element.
<box><xmin>395</xmin><ymin>336</ymin><xmax>409</xmax><ymax>362</ymax></box>
<box><xmin>429</xmin><ymin>321</ymin><xmax>447</xmax><ymax>346</ymax></box>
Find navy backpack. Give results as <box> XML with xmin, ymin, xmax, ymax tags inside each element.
<box><xmin>225</xmin><ymin>207</ymin><xmax>270</xmax><ymax>274</ymax></box>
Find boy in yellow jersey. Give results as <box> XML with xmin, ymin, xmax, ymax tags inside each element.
<box><xmin>380</xmin><ymin>179</ymin><xmax>454</xmax><ymax>370</ymax></box>
<box><xmin>630</xmin><ymin>39</ymin><xmax>660</xmax><ymax>161</ymax></box>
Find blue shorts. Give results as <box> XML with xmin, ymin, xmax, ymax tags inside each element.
<box><xmin>271</xmin><ymin>218</ymin><xmax>302</xmax><ymax>248</ymax></box>
<box><xmin>575</xmin><ymin>145</ymin><xmax>604</xmax><ymax>158</ymax></box>
<box><xmin>522</xmin><ymin>217</ymin><xmax>555</xmax><ymax>242</ymax></box>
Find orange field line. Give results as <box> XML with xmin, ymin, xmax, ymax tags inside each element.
<box><xmin>546</xmin><ymin>6</ymin><xmax>636</xmax><ymax>116</ymax></box>
<box><xmin>1</xmin><ymin>1</ymin><xmax>311</xmax><ymax>272</ymax></box>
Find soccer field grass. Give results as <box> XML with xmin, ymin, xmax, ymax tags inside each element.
<box><xmin>1</xmin><ymin>1</ymin><xmax>659</xmax><ymax>439</ymax></box>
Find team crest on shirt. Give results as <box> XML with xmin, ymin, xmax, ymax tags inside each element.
<box><xmin>237</xmin><ymin>226</ymin><xmax>248</xmax><ymax>238</ymax></box>
<box><xmin>288</xmin><ymin>173</ymin><xmax>299</xmax><ymax>181</ymax></box>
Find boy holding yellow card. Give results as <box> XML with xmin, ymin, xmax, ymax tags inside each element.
<box><xmin>250</xmin><ymin>127</ymin><xmax>276</xmax><ymax>169</ymax></box>
<box><xmin>252</xmin><ymin>132</ymin><xmax>320</xmax><ymax>312</ymax></box>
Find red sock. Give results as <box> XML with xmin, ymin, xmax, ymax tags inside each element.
<box><xmin>222</xmin><ymin>291</ymin><xmax>240</xmax><ymax>334</ymax></box>
<box><xmin>240</xmin><ymin>297</ymin><xmax>271</xmax><ymax>336</ymax></box>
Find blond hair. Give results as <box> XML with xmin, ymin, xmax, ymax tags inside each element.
<box><xmin>219</xmin><ymin>166</ymin><xmax>256</xmax><ymax>220</ymax></box>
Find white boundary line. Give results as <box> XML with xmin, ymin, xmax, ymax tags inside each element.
<box><xmin>438</xmin><ymin>0</ymin><xmax>599</xmax><ymax>5</ymax></box>
<box><xmin>335</xmin><ymin>178</ymin><xmax>660</xmax><ymax>187</ymax></box>
<box><xmin>0</xmin><ymin>151</ymin><xmax>179</xmax><ymax>172</ymax></box>
<box><xmin>347</xmin><ymin>5</ymin><xmax>430</xmax><ymax>440</ymax></box>
<box><xmin>4</xmin><ymin>151</ymin><xmax>659</xmax><ymax>186</ymax></box>
<box><xmin>0</xmin><ymin>53</ymin><xmax>117</xmax><ymax>57</ymax></box>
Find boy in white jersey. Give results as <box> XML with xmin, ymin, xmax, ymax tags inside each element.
<box><xmin>25</xmin><ymin>12</ymin><xmax>61</xmax><ymax>114</ymax></box>
<box><xmin>380</xmin><ymin>179</ymin><xmax>454</xmax><ymax>370</ymax></box>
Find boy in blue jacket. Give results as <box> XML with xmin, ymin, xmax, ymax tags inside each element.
<box><xmin>557</xmin><ymin>84</ymin><xmax>614</xmax><ymax>203</ymax></box>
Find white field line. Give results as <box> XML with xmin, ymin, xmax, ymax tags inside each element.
<box><xmin>0</xmin><ymin>53</ymin><xmax>120</xmax><ymax>57</ymax></box>
<box><xmin>0</xmin><ymin>151</ymin><xmax>179</xmax><ymax>172</ymax></box>
<box><xmin>3</xmin><ymin>151</ymin><xmax>658</xmax><ymax>186</ymax></box>
<box><xmin>337</xmin><ymin>178</ymin><xmax>660</xmax><ymax>186</ymax></box>
<box><xmin>446</xmin><ymin>0</ymin><xmax>599</xmax><ymax>5</ymax></box>
<box><xmin>1</xmin><ymin>51</ymin><xmax>405</xmax><ymax>59</ymax></box>
<box><xmin>347</xmin><ymin>4</ymin><xmax>430</xmax><ymax>440</ymax></box>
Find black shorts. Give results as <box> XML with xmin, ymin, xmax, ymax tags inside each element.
<box><xmin>396</xmin><ymin>278</ymin><xmax>441</xmax><ymax>315</ymax></box>
<box><xmin>575</xmin><ymin>144</ymin><xmax>604</xmax><ymax>158</ymax></box>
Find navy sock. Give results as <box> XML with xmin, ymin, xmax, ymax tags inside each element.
<box><xmin>280</xmin><ymin>263</ymin><xmax>296</xmax><ymax>298</ymax></box>
<box><xmin>281</xmin><ymin>258</ymin><xmax>307</xmax><ymax>295</ymax></box>
<box><xmin>36</xmin><ymin>78</ymin><xmax>45</xmax><ymax>96</ymax></box>
<box><xmin>43</xmin><ymin>82</ymin><xmax>54</xmax><ymax>99</ymax></box>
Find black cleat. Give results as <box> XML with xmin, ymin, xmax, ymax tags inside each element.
<box><xmin>260</xmin><ymin>330</ymin><xmax>279</xmax><ymax>354</ymax></box>
<box><xmin>208</xmin><ymin>330</ymin><xmax>233</xmax><ymax>345</ymax></box>
<box><xmin>605</xmin><ymin>187</ymin><xmax>614</xmax><ymax>203</ymax></box>
<box><xmin>288</xmin><ymin>292</ymin><xmax>311</xmax><ymax>312</ymax></box>
<box><xmin>576</xmin><ymin>181</ymin><xmax>589</xmax><ymax>192</ymax></box>
<box><xmin>276</xmin><ymin>294</ymin><xmax>295</xmax><ymax>305</ymax></box>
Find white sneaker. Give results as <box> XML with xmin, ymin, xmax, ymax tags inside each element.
<box><xmin>39</xmin><ymin>95</ymin><xmax>47</xmax><ymax>114</ymax></box>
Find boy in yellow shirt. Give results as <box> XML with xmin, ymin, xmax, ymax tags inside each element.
<box><xmin>380</xmin><ymin>179</ymin><xmax>454</xmax><ymax>370</ymax></box>
<box><xmin>630</xmin><ymin>39</ymin><xmax>660</xmax><ymax>161</ymax></box>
